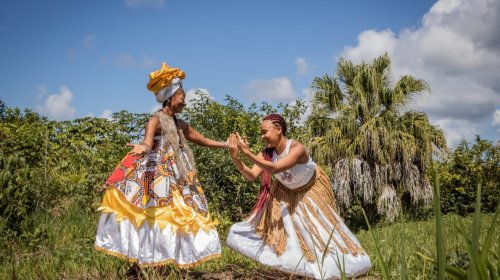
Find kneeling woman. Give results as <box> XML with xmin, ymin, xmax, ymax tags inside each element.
<box><xmin>226</xmin><ymin>114</ymin><xmax>371</xmax><ymax>279</ymax></box>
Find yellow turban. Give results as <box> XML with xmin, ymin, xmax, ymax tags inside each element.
<box><xmin>147</xmin><ymin>63</ymin><xmax>186</xmax><ymax>102</ymax></box>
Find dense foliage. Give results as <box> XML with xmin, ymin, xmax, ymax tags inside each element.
<box><xmin>0</xmin><ymin>106</ymin><xmax>148</xmax><ymax>236</ymax></box>
<box><xmin>438</xmin><ymin>136</ymin><xmax>499</xmax><ymax>215</ymax></box>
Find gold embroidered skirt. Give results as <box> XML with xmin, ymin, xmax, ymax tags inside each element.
<box><xmin>95</xmin><ymin>138</ymin><xmax>221</xmax><ymax>267</ymax></box>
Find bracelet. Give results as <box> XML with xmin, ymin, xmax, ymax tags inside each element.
<box><xmin>223</xmin><ymin>141</ymin><xmax>229</xmax><ymax>150</ymax></box>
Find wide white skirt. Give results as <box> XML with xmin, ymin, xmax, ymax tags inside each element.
<box><xmin>227</xmin><ymin>200</ymin><xmax>371</xmax><ymax>279</ymax></box>
<box><xmin>95</xmin><ymin>212</ymin><xmax>221</xmax><ymax>267</ymax></box>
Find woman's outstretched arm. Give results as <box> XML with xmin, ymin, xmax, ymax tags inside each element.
<box><xmin>177</xmin><ymin>119</ymin><xmax>227</xmax><ymax>149</ymax></box>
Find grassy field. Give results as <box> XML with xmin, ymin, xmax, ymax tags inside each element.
<box><xmin>0</xmin><ymin>202</ymin><xmax>498</xmax><ymax>280</ymax></box>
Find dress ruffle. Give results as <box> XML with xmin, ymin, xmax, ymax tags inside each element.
<box><xmin>95</xmin><ymin>212</ymin><xmax>221</xmax><ymax>267</ymax></box>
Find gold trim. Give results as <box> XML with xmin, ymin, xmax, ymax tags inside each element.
<box><xmin>95</xmin><ymin>245</ymin><xmax>221</xmax><ymax>268</ymax></box>
<box><xmin>95</xmin><ymin>245</ymin><xmax>138</xmax><ymax>263</ymax></box>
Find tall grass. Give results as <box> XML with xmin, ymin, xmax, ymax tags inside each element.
<box><xmin>0</xmin><ymin>172</ymin><xmax>498</xmax><ymax>279</ymax></box>
<box><xmin>356</xmin><ymin>213</ymin><xmax>499</xmax><ymax>279</ymax></box>
<box><xmin>358</xmin><ymin>167</ymin><xmax>500</xmax><ymax>279</ymax></box>
<box><xmin>432</xmin><ymin>163</ymin><xmax>445</xmax><ymax>279</ymax></box>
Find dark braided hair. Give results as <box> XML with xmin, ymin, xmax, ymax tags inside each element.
<box><xmin>251</xmin><ymin>113</ymin><xmax>288</xmax><ymax>214</ymax></box>
<box><xmin>262</xmin><ymin>113</ymin><xmax>287</xmax><ymax>136</ymax></box>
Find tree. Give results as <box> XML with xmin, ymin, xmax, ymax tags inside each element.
<box><xmin>0</xmin><ymin>99</ymin><xmax>5</xmax><ymax>120</ymax></box>
<box><xmin>438</xmin><ymin>136</ymin><xmax>499</xmax><ymax>215</ymax></box>
<box><xmin>307</xmin><ymin>54</ymin><xmax>447</xmax><ymax>221</ymax></box>
<box><xmin>0</xmin><ymin>106</ymin><xmax>148</xmax><ymax>233</ymax></box>
<box><xmin>0</xmin><ymin>108</ymin><xmax>51</xmax><ymax>231</ymax></box>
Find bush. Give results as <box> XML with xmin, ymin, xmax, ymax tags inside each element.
<box><xmin>438</xmin><ymin>136</ymin><xmax>499</xmax><ymax>215</ymax></box>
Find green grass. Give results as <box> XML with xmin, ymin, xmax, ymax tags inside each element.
<box><xmin>356</xmin><ymin>214</ymin><xmax>499</xmax><ymax>279</ymax></box>
<box><xmin>356</xmin><ymin>173</ymin><xmax>500</xmax><ymax>280</ymax></box>
<box><xmin>0</xmin><ymin>201</ymin><xmax>498</xmax><ymax>279</ymax></box>
<box><xmin>0</xmin><ymin>204</ymin><xmax>270</xmax><ymax>280</ymax></box>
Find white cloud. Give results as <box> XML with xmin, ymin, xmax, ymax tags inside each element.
<box><xmin>434</xmin><ymin>119</ymin><xmax>479</xmax><ymax>146</ymax></box>
<box><xmin>493</xmin><ymin>109</ymin><xmax>500</xmax><ymax>129</ymax></box>
<box><xmin>342</xmin><ymin>29</ymin><xmax>397</xmax><ymax>64</ymax></box>
<box><xmin>301</xmin><ymin>87</ymin><xmax>314</xmax><ymax>116</ymax></box>
<box><xmin>302</xmin><ymin>87</ymin><xmax>315</xmax><ymax>102</ymax></box>
<box><xmin>295</xmin><ymin>57</ymin><xmax>308</xmax><ymax>76</ymax></box>
<box><xmin>185</xmin><ymin>88</ymin><xmax>213</xmax><ymax>105</ymax></box>
<box><xmin>141</xmin><ymin>55</ymin><xmax>157</xmax><ymax>69</ymax></box>
<box><xmin>340</xmin><ymin>0</ymin><xmax>500</xmax><ymax>145</ymax></box>
<box><xmin>81</xmin><ymin>34</ymin><xmax>96</xmax><ymax>49</ymax></box>
<box><xmin>36</xmin><ymin>86</ymin><xmax>47</xmax><ymax>100</ymax></box>
<box><xmin>244</xmin><ymin>77</ymin><xmax>296</xmax><ymax>103</ymax></box>
<box><xmin>124</xmin><ymin>0</ymin><xmax>164</xmax><ymax>8</ymax></box>
<box><xmin>99</xmin><ymin>109</ymin><xmax>113</xmax><ymax>120</ymax></box>
<box><xmin>36</xmin><ymin>86</ymin><xmax>76</xmax><ymax>120</ymax></box>
<box><xmin>114</xmin><ymin>53</ymin><xmax>134</xmax><ymax>67</ymax></box>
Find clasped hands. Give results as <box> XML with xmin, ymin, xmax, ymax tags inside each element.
<box><xmin>227</xmin><ymin>132</ymin><xmax>250</xmax><ymax>159</ymax></box>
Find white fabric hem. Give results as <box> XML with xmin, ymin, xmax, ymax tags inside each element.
<box><xmin>95</xmin><ymin>212</ymin><xmax>221</xmax><ymax>266</ymax></box>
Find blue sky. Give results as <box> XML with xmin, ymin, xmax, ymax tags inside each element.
<box><xmin>1</xmin><ymin>0</ymin><xmax>498</xmax><ymax>146</ymax></box>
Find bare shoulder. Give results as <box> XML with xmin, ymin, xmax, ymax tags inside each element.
<box><xmin>146</xmin><ymin>115</ymin><xmax>161</xmax><ymax>131</ymax></box>
<box><xmin>290</xmin><ymin>140</ymin><xmax>309</xmax><ymax>162</ymax></box>
<box><xmin>147</xmin><ymin>115</ymin><xmax>160</xmax><ymax>126</ymax></box>
<box><xmin>290</xmin><ymin>140</ymin><xmax>306</xmax><ymax>153</ymax></box>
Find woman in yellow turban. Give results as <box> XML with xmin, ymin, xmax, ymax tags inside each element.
<box><xmin>95</xmin><ymin>63</ymin><xmax>225</xmax><ymax>275</ymax></box>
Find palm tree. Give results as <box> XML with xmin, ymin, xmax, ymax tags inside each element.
<box><xmin>308</xmin><ymin>54</ymin><xmax>447</xmax><ymax>221</ymax></box>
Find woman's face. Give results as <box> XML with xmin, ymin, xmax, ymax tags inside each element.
<box><xmin>168</xmin><ymin>88</ymin><xmax>187</xmax><ymax>113</ymax></box>
<box><xmin>260</xmin><ymin>120</ymin><xmax>282</xmax><ymax>148</ymax></box>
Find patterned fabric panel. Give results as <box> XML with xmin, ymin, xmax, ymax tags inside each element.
<box><xmin>105</xmin><ymin>138</ymin><xmax>209</xmax><ymax>217</ymax></box>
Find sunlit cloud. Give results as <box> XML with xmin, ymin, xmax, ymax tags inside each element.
<box><xmin>492</xmin><ymin>109</ymin><xmax>500</xmax><ymax>131</ymax></box>
<box><xmin>114</xmin><ymin>53</ymin><xmax>134</xmax><ymax>67</ymax></box>
<box><xmin>100</xmin><ymin>109</ymin><xmax>113</xmax><ymax>120</ymax></box>
<box><xmin>339</xmin><ymin>0</ymin><xmax>500</xmax><ymax>145</ymax></box>
<box><xmin>81</xmin><ymin>34</ymin><xmax>96</xmax><ymax>49</ymax></box>
<box><xmin>36</xmin><ymin>86</ymin><xmax>76</xmax><ymax>120</ymax></box>
<box><xmin>244</xmin><ymin>77</ymin><xmax>296</xmax><ymax>103</ymax></box>
<box><xmin>185</xmin><ymin>88</ymin><xmax>213</xmax><ymax>105</ymax></box>
<box><xmin>295</xmin><ymin>57</ymin><xmax>308</xmax><ymax>76</ymax></box>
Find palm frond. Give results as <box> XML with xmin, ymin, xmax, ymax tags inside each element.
<box><xmin>307</xmin><ymin>54</ymin><xmax>447</xmax><ymax>220</ymax></box>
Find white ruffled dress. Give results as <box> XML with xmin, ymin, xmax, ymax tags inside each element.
<box><xmin>95</xmin><ymin>113</ymin><xmax>221</xmax><ymax>267</ymax></box>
